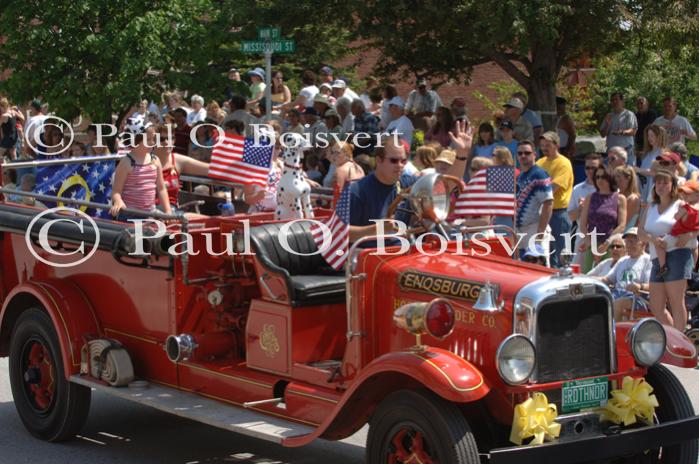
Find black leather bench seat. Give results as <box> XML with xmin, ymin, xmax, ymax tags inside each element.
<box><xmin>249</xmin><ymin>221</ymin><xmax>346</xmax><ymax>306</ymax></box>
<box><xmin>288</xmin><ymin>275</ymin><xmax>346</xmax><ymax>305</ymax></box>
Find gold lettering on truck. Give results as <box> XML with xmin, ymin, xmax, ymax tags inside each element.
<box><xmin>398</xmin><ymin>270</ymin><xmax>496</xmax><ymax>303</ymax></box>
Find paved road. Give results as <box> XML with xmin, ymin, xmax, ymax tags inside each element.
<box><xmin>1</xmin><ymin>357</ymin><xmax>697</xmax><ymax>464</ymax></box>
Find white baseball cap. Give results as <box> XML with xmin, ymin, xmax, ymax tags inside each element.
<box><xmin>331</xmin><ymin>79</ymin><xmax>347</xmax><ymax>89</ymax></box>
<box><xmin>387</xmin><ymin>96</ymin><xmax>405</xmax><ymax>109</ymax></box>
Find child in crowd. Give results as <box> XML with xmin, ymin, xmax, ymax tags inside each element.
<box><xmin>522</xmin><ymin>243</ymin><xmax>548</xmax><ymax>266</ymax></box>
<box><xmin>7</xmin><ymin>172</ymin><xmax>32</xmax><ymax>199</ymax></box>
<box><xmin>70</xmin><ymin>141</ymin><xmax>86</xmax><ymax>157</ymax></box>
<box><xmin>110</xmin><ymin>116</ymin><xmax>171</xmax><ymax>219</ymax></box>
<box><xmin>656</xmin><ymin>180</ymin><xmax>699</xmax><ymax>276</ymax></box>
<box><xmin>413</xmin><ymin>145</ymin><xmax>438</xmax><ymax>174</ymax></box>
<box><xmin>304</xmin><ymin>153</ymin><xmax>323</xmax><ymax>183</ymax></box>
<box><xmin>472</xmin><ymin>122</ymin><xmax>496</xmax><ymax>158</ymax></box>
<box><xmin>285</xmin><ymin>109</ymin><xmax>305</xmax><ymax>135</ymax></box>
<box><xmin>224</xmin><ymin>119</ymin><xmax>245</xmax><ymax>136</ymax></box>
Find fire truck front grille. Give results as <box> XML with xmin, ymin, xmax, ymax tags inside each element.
<box><xmin>535</xmin><ymin>298</ymin><xmax>611</xmax><ymax>383</ymax></box>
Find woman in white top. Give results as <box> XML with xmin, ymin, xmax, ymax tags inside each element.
<box><xmin>635</xmin><ymin>124</ymin><xmax>666</xmax><ymax>199</ymax></box>
<box><xmin>638</xmin><ymin>170</ymin><xmax>698</xmax><ymax>330</ymax></box>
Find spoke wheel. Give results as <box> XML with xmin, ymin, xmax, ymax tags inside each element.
<box><xmin>367</xmin><ymin>389</ymin><xmax>479</xmax><ymax>464</ymax></box>
<box><xmin>387</xmin><ymin>425</ymin><xmax>436</xmax><ymax>464</ymax></box>
<box><xmin>20</xmin><ymin>338</ymin><xmax>56</xmax><ymax>414</ymax></box>
<box><xmin>9</xmin><ymin>308</ymin><xmax>91</xmax><ymax>442</ymax></box>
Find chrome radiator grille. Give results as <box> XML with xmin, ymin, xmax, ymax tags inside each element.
<box><xmin>535</xmin><ymin>298</ymin><xmax>611</xmax><ymax>383</ymax></box>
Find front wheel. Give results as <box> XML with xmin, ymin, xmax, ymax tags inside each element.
<box><xmin>8</xmin><ymin>308</ymin><xmax>91</xmax><ymax>441</ymax></box>
<box><xmin>366</xmin><ymin>389</ymin><xmax>479</xmax><ymax>464</ymax></box>
<box><xmin>642</xmin><ymin>364</ymin><xmax>698</xmax><ymax>463</ymax></box>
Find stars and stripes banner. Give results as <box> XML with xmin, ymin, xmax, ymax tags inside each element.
<box><xmin>208</xmin><ymin>132</ymin><xmax>273</xmax><ymax>187</ymax></box>
<box><xmin>34</xmin><ymin>160</ymin><xmax>116</xmax><ymax>219</ymax></box>
<box><xmin>454</xmin><ymin>165</ymin><xmax>516</xmax><ymax>217</ymax></box>
<box><xmin>311</xmin><ymin>183</ymin><xmax>350</xmax><ymax>270</ymax></box>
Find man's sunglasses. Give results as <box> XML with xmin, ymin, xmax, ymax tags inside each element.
<box><xmin>609</xmin><ymin>244</ymin><xmax>625</xmax><ymax>249</ymax></box>
<box><xmin>387</xmin><ymin>157</ymin><xmax>408</xmax><ymax>165</ymax></box>
<box><xmin>517</xmin><ymin>151</ymin><xmax>534</xmax><ymax>156</ymax></box>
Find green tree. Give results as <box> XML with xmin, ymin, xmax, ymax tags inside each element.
<box><xmin>0</xmin><ymin>0</ymin><xmax>220</xmax><ymax>128</ymax></box>
<box><xmin>0</xmin><ymin>0</ymin><xmax>353</xmax><ymax>134</ymax></box>
<box><xmin>347</xmin><ymin>0</ymin><xmax>640</xmax><ymax>129</ymax></box>
<box><xmin>588</xmin><ymin>28</ymin><xmax>699</xmax><ymax>129</ymax></box>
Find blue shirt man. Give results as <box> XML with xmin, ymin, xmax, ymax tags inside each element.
<box><xmin>349</xmin><ymin>137</ymin><xmax>417</xmax><ymax>242</ymax></box>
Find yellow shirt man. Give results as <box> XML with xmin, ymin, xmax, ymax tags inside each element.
<box><xmin>536</xmin><ymin>153</ymin><xmax>573</xmax><ymax>209</ymax></box>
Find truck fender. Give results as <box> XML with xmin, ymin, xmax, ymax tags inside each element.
<box><xmin>0</xmin><ymin>280</ymin><xmax>101</xmax><ymax>377</ymax></box>
<box><xmin>617</xmin><ymin>322</ymin><xmax>697</xmax><ymax>369</ymax></box>
<box><xmin>283</xmin><ymin>346</ymin><xmax>489</xmax><ymax>447</ymax></box>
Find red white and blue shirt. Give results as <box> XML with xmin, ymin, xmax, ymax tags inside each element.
<box><xmin>516</xmin><ymin>165</ymin><xmax>553</xmax><ymax>228</ymax></box>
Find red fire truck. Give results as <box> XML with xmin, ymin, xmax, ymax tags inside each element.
<box><xmin>0</xmin><ymin>161</ymin><xmax>698</xmax><ymax>463</ymax></box>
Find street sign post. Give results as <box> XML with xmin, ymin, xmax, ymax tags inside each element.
<box><xmin>240</xmin><ymin>28</ymin><xmax>296</xmax><ymax>119</ymax></box>
<box><xmin>241</xmin><ymin>40</ymin><xmax>296</xmax><ymax>54</ymax></box>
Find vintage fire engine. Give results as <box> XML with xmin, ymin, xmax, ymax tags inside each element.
<box><xmin>0</xmin><ymin>164</ymin><xmax>698</xmax><ymax>463</ymax></box>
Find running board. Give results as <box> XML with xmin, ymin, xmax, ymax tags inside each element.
<box><xmin>70</xmin><ymin>375</ymin><xmax>314</xmax><ymax>443</ymax></box>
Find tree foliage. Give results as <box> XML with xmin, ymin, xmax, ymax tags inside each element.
<box><xmin>0</xmin><ymin>0</ymin><xmax>220</xmax><ymax>124</ymax></box>
<box><xmin>589</xmin><ymin>45</ymin><xmax>699</xmax><ymax>123</ymax></box>
<box><xmin>588</xmin><ymin>2</ymin><xmax>699</xmax><ymax>127</ymax></box>
<box><xmin>0</xmin><ymin>0</ymin><xmax>352</xmax><ymax>125</ymax></box>
<box><xmin>347</xmin><ymin>0</ymin><xmax>627</xmax><ymax>126</ymax></box>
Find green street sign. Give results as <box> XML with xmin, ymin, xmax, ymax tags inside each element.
<box><xmin>241</xmin><ymin>40</ymin><xmax>296</xmax><ymax>54</ymax></box>
<box><xmin>258</xmin><ymin>27</ymin><xmax>280</xmax><ymax>40</ymax></box>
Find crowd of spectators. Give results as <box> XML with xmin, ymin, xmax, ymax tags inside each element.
<box><xmin>2</xmin><ymin>67</ymin><xmax>699</xmax><ymax>329</ymax></box>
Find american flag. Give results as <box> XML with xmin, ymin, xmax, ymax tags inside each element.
<box><xmin>208</xmin><ymin>133</ymin><xmax>273</xmax><ymax>187</ymax></box>
<box><xmin>311</xmin><ymin>183</ymin><xmax>350</xmax><ymax>270</ymax></box>
<box><xmin>454</xmin><ymin>165</ymin><xmax>515</xmax><ymax>216</ymax></box>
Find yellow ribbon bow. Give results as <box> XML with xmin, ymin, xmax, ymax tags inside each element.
<box><xmin>599</xmin><ymin>376</ymin><xmax>658</xmax><ymax>426</ymax></box>
<box><xmin>510</xmin><ymin>392</ymin><xmax>562</xmax><ymax>445</ymax></box>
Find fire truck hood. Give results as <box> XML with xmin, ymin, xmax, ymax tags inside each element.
<box><xmin>363</xmin><ymin>248</ymin><xmax>556</xmax><ymax>308</ymax></box>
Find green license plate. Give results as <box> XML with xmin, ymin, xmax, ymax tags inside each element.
<box><xmin>561</xmin><ymin>377</ymin><xmax>608</xmax><ymax>413</ymax></box>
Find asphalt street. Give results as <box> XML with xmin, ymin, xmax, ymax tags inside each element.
<box><xmin>1</xmin><ymin>358</ymin><xmax>698</xmax><ymax>464</ymax></box>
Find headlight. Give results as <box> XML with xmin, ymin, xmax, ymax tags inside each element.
<box><xmin>629</xmin><ymin>318</ymin><xmax>666</xmax><ymax>367</ymax></box>
<box><xmin>497</xmin><ymin>335</ymin><xmax>536</xmax><ymax>385</ymax></box>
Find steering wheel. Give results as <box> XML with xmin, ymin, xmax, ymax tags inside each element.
<box><xmin>384</xmin><ymin>188</ymin><xmax>411</xmax><ymax>220</ymax></box>
<box><xmin>439</xmin><ymin>174</ymin><xmax>466</xmax><ymax>195</ymax></box>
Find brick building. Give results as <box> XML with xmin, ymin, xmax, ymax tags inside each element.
<box><xmin>336</xmin><ymin>47</ymin><xmax>517</xmax><ymax>123</ymax></box>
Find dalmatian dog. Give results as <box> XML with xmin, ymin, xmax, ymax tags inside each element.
<box><xmin>276</xmin><ymin>133</ymin><xmax>314</xmax><ymax>220</ymax></box>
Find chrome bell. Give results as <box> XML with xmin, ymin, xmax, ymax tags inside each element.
<box><xmin>473</xmin><ymin>282</ymin><xmax>500</xmax><ymax>312</ymax></box>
